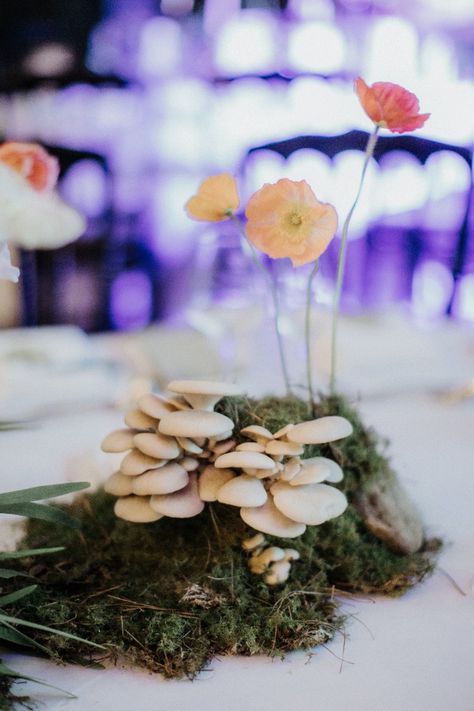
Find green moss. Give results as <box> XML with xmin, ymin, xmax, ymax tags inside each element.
<box><xmin>2</xmin><ymin>394</ymin><xmax>438</xmax><ymax>681</ymax></box>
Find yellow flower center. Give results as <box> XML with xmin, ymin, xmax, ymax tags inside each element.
<box><xmin>281</xmin><ymin>207</ymin><xmax>311</xmax><ymax>244</ymax></box>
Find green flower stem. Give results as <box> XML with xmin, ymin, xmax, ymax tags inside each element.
<box><xmin>329</xmin><ymin>125</ymin><xmax>380</xmax><ymax>394</ymax></box>
<box><xmin>305</xmin><ymin>260</ymin><xmax>319</xmax><ymax>413</ymax></box>
<box><xmin>230</xmin><ymin>215</ymin><xmax>292</xmax><ymax>395</ymax></box>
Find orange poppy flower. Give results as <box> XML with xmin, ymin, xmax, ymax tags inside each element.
<box><xmin>0</xmin><ymin>142</ymin><xmax>59</xmax><ymax>192</ymax></box>
<box><xmin>245</xmin><ymin>179</ymin><xmax>337</xmax><ymax>267</ymax></box>
<box><xmin>355</xmin><ymin>78</ymin><xmax>430</xmax><ymax>134</ymax></box>
<box><xmin>185</xmin><ymin>173</ymin><xmax>239</xmax><ymax>222</ymax></box>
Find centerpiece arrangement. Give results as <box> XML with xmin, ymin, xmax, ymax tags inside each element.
<box><xmin>1</xmin><ymin>79</ymin><xmax>438</xmax><ymax>691</ymax></box>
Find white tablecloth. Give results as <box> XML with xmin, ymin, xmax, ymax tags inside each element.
<box><xmin>1</xmin><ymin>317</ymin><xmax>473</xmax><ymax>710</ymax></box>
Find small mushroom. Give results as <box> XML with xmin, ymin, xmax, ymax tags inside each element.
<box><xmin>240</xmin><ymin>498</ymin><xmax>306</xmax><ymax>538</ymax></box>
<box><xmin>242</xmin><ymin>533</ymin><xmax>266</xmax><ymax>551</ymax></box>
<box><xmin>133</xmin><ymin>432</ymin><xmax>181</xmax><ymax>460</ymax></box>
<box><xmin>138</xmin><ymin>393</ymin><xmax>175</xmax><ymax>420</ymax></box>
<box><xmin>158</xmin><ymin>409</ymin><xmax>234</xmax><ymax>439</ymax></box>
<box><xmin>101</xmin><ymin>428</ymin><xmax>136</xmax><ymax>453</ymax></box>
<box><xmin>214</xmin><ymin>451</ymin><xmax>275</xmax><ymax>471</ymax></box>
<box><xmin>265</xmin><ymin>440</ymin><xmax>304</xmax><ymax>457</ymax></box>
<box><xmin>217</xmin><ymin>475</ymin><xmax>267</xmax><ymax>508</ymax></box>
<box><xmin>320</xmin><ymin>458</ymin><xmax>344</xmax><ymax>483</ymax></box>
<box><xmin>167</xmin><ymin>380</ymin><xmax>242</xmax><ymax>411</ymax></box>
<box><xmin>181</xmin><ymin>457</ymin><xmax>200</xmax><ymax>471</ymax></box>
<box><xmin>289</xmin><ymin>457</ymin><xmax>332</xmax><ymax>485</ymax></box>
<box><xmin>124</xmin><ymin>409</ymin><xmax>157</xmax><ymax>431</ymax></box>
<box><xmin>120</xmin><ymin>449</ymin><xmax>167</xmax><ymax>476</ymax></box>
<box><xmin>265</xmin><ymin>559</ymin><xmax>291</xmax><ymax>585</ymax></box>
<box><xmin>210</xmin><ymin>439</ymin><xmax>236</xmax><ymax>457</ymax></box>
<box><xmin>283</xmin><ymin>548</ymin><xmax>300</xmax><ymax>562</ymax></box>
<box><xmin>286</xmin><ymin>416</ymin><xmax>353</xmax><ymax>444</ymax></box>
<box><xmin>272</xmin><ymin>424</ymin><xmax>294</xmax><ymax>440</ymax></box>
<box><xmin>104</xmin><ymin>472</ymin><xmax>134</xmax><ymax>496</ymax></box>
<box><xmin>114</xmin><ymin>495</ymin><xmax>163</xmax><ymax>523</ymax></box>
<box><xmin>176</xmin><ymin>436</ymin><xmax>204</xmax><ymax>455</ymax></box>
<box><xmin>249</xmin><ymin>546</ymin><xmax>285</xmax><ymax>574</ymax></box>
<box><xmin>133</xmin><ymin>463</ymin><xmax>189</xmax><ymax>495</ymax></box>
<box><xmin>198</xmin><ymin>465</ymin><xmax>235</xmax><ymax>502</ymax></box>
<box><xmin>240</xmin><ymin>425</ymin><xmax>274</xmax><ymax>444</ymax></box>
<box><xmin>280</xmin><ymin>457</ymin><xmax>302</xmax><ymax>482</ymax></box>
<box><xmin>150</xmin><ymin>473</ymin><xmax>204</xmax><ymax>518</ymax></box>
<box><xmin>235</xmin><ymin>442</ymin><xmax>265</xmax><ymax>453</ymax></box>
<box><xmin>271</xmin><ymin>482</ymin><xmax>348</xmax><ymax>525</ymax></box>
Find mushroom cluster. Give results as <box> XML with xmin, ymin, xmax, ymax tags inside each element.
<box><xmin>101</xmin><ymin>379</ymin><xmax>353</xmax><ymax>585</ymax></box>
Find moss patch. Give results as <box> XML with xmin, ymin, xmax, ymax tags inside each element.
<box><xmin>2</xmin><ymin>394</ymin><xmax>438</xmax><ymax>681</ymax></box>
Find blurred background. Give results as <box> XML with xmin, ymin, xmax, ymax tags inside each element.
<box><xmin>0</xmin><ymin>0</ymin><xmax>473</xmax><ymax>334</ymax></box>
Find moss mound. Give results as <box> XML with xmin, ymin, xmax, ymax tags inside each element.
<box><xmin>3</xmin><ymin>395</ymin><xmax>437</xmax><ymax>680</ymax></box>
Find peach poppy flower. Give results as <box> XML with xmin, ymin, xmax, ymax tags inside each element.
<box><xmin>0</xmin><ymin>142</ymin><xmax>59</xmax><ymax>192</ymax></box>
<box><xmin>185</xmin><ymin>173</ymin><xmax>239</xmax><ymax>222</ymax></box>
<box><xmin>355</xmin><ymin>78</ymin><xmax>430</xmax><ymax>134</ymax></box>
<box><xmin>245</xmin><ymin>179</ymin><xmax>337</xmax><ymax>267</ymax></box>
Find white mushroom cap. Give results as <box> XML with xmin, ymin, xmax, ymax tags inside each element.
<box><xmin>120</xmin><ymin>449</ymin><xmax>167</xmax><ymax>476</ymax></box>
<box><xmin>271</xmin><ymin>482</ymin><xmax>348</xmax><ymax>525</ymax></box>
<box><xmin>265</xmin><ymin>559</ymin><xmax>291</xmax><ymax>585</ymax></box>
<box><xmin>217</xmin><ymin>475</ymin><xmax>267</xmax><ymax>508</ymax></box>
<box><xmin>114</xmin><ymin>495</ymin><xmax>163</xmax><ymax>523</ymax></box>
<box><xmin>101</xmin><ymin>429</ymin><xmax>136</xmax><ymax>453</ymax></box>
<box><xmin>272</xmin><ymin>424</ymin><xmax>294</xmax><ymax>440</ymax></box>
<box><xmin>283</xmin><ymin>548</ymin><xmax>300</xmax><ymax>562</ymax></box>
<box><xmin>240</xmin><ymin>498</ymin><xmax>306</xmax><ymax>538</ymax></box>
<box><xmin>167</xmin><ymin>380</ymin><xmax>242</xmax><ymax>411</ymax></box>
<box><xmin>240</xmin><ymin>425</ymin><xmax>274</xmax><ymax>442</ymax></box>
<box><xmin>198</xmin><ymin>465</ymin><xmax>235</xmax><ymax>502</ymax></box>
<box><xmin>265</xmin><ymin>440</ymin><xmax>304</xmax><ymax>457</ymax></box>
<box><xmin>286</xmin><ymin>416</ymin><xmax>353</xmax><ymax>444</ymax></box>
<box><xmin>158</xmin><ymin>409</ymin><xmax>233</xmax><ymax>439</ymax></box>
<box><xmin>321</xmin><ymin>458</ymin><xmax>344</xmax><ymax>483</ymax></box>
<box><xmin>181</xmin><ymin>457</ymin><xmax>199</xmax><ymax>471</ymax></box>
<box><xmin>104</xmin><ymin>472</ymin><xmax>134</xmax><ymax>497</ymax></box>
<box><xmin>211</xmin><ymin>439</ymin><xmax>236</xmax><ymax>457</ymax></box>
<box><xmin>150</xmin><ymin>473</ymin><xmax>204</xmax><ymax>518</ymax></box>
<box><xmin>132</xmin><ymin>463</ymin><xmax>189</xmax><ymax>495</ymax></box>
<box><xmin>250</xmin><ymin>546</ymin><xmax>285</xmax><ymax>574</ymax></box>
<box><xmin>214</xmin><ymin>451</ymin><xmax>275</xmax><ymax>470</ymax></box>
<box><xmin>242</xmin><ymin>533</ymin><xmax>266</xmax><ymax>551</ymax></box>
<box><xmin>280</xmin><ymin>457</ymin><xmax>302</xmax><ymax>482</ymax></box>
<box><xmin>133</xmin><ymin>432</ymin><xmax>181</xmax><ymax>460</ymax></box>
<box><xmin>138</xmin><ymin>393</ymin><xmax>175</xmax><ymax>419</ymax></box>
<box><xmin>124</xmin><ymin>409</ymin><xmax>157</xmax><ymax>431</ymax></box>
<box><xmin>289</xmin><ymin>457</ymin><xmax>331</xmax><ymax>486</ymax></box>
<box><xmin>176</xmin><ymin>436</ymin><xmax>204</xmax><ymax>455</ymax></box>
<box><xmin>235</xmin><ymin>442</ymin><xmax>265</xmax><ymax>453</ymax></box>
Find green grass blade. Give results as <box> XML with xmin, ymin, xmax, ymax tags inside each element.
<box><xmin>0</xmin><ymin>546</ymin><xmax>64</xmax><ymax>561</ymax></box>
<box><xmin>0</xmin><ymin>482</ymin><xmax>89</xmax><ymax>505</ymax></box>
<box><xmin>0</xmin><ymin>568</ymin><xmax>31</xmax><ymax>579</ymax></box>
<box><xmin>0</xmin><ymin>614</ymin><xmax>106</xmax><ymax>649</ymax></box>
<box><xmin>0</xmin><ymin>502</ymin><xmax>80</xmax><ymax>528</ymax></box>
<box><xmin>0</xmin><ymin>620</ymin><xmax>50</xmax><ymax>653</ymax></box>
<box><xmin>0</xmin><ymin>661</ymin><xmax>77</xmax><ymax>698</ymax></box>
<box><xmin>0</xmin><ymin>585</ymin><xmax>37</xmax><ymax>607</ymax></box>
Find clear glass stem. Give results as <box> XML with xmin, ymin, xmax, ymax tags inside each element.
<box><xmin>305</xmin><ymin>259</ymin><xmax>319</xmax><ymax>413</ymax></box>
<box><xmin>329</xmin><ymin>126</ymin><xmax>380</xmax><ymax>395</ymax></box>
<box><xmin>231</xmin><ymin>216</ymin><xmax>292</xmax><ymax>395</ymax></box>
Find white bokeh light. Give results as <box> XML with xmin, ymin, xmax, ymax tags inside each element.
<box><xmin>214</xmin><ymin>11</ymin><xmax>279</xmax><ymax>76</ymax></box>
<box><xmin>287</xmin><ymin>22</ymin><xmax>346</xmax><ymax>74</ymax></box>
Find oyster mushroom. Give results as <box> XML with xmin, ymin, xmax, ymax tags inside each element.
<box><xmin>271</xmin><ymin>481</ymin><xmax>348</xmax><ymax>525</ymax></box>
<box><xmin>217</xmin><ymin>475</ymin><xmax>267</xmax><ymax>507</ymax></box>
<box><xmin>101</xmin><ymin>428</ymin><xmax>136</xmax><ymax>453</ymax></box>
<box><xmin>289</xmin><ymin>457</ymin><xmax>332</xmax><ymax>485</ymax></box>
<box><xmin>104</xmin><ymin>472</ymin><xmax>134</xmax><ymax>496</ymax></box>
<box><xmin>133</xmin><ymin>432</ymin><xmax>181</xmax><ymax>460</ymax></box>
<box><xmin>120</xmin><ymin>449</ymin><xmax>168</xmax><ymax>477</ymax></box>
<box><xmin>137</xmin><ymin>393</ymin><xmax>176</xmax><ymax>419</ymax></box>
<box><xmin>240</xmin><ymin>498</ymin><xmax>306</xmax><ymax>538</ymax></box>
<box><xmin>214</xmin><ymin>451</ymin><xmax>275</xmax><ymax>471</ymax></box>
<box><xmin>124</xmin><ymin>409</ymin><xmax>157</xmax><ymax>431</ymax></box>
<box><xmin>150</xmin><ymin>473</ymin><xmax>204</xmax><ymax>518</ymax></box>
<box><xmin>198</xmin><ymin>465</ymin><xmax>235</xmax><ymax>502</ymax></box>
<box><xmin>265</xmin><ymin>440</ymin><xmax>304</xmax><ymax>457</ymax></box>
<box><xmin>287</xmin><ymin>416</ymin><xmax>353</xmax><ymax>444</ymax></box>
<box><xmin>167</xmin><ymin>380</ymin><xmax>242</xmax><ymax>411</ymax></box>
<box><xmin>114</xmin><ymin>495</ymin><xmax>163</xmax><ymax>523</ymax></box>
<box><xmin>158</xmin><ymin>409</ymin><xmax>234</xmax><ymax>439</ymax></box>
<box><xmin>132</xmin><ymin>463</ymin><xmax>189</xmax><ymax>495</ymax></box>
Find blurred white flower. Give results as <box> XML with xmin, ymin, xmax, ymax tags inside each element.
<box><xmin>0</xmin><ymin>163</ymin><xmax>85</xmax><ymax>250</ymax></box>
<box><xmin>0</xmin><ymin>242</ymin><xmax>20</xmax><ymax>282</ymax></box>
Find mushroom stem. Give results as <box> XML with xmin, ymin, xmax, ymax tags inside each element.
<box><xmin>305</xmin><ymin>259</ymin><xmax>319</xmax><ymax>415</ymax></box>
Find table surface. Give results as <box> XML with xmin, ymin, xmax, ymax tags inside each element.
<box><xmin>1</xmin><ymin>315</ymin><xmax>473</xmax><ymax>711</ymax></box>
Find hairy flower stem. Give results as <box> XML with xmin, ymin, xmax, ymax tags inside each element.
<box><xmin>230</xmin><ymin>215</ymin><xmax>292</xmax><ymax>395</ymax></box>
<box><xmin>305</xmin><ymin>260</ymin><xmax>319</xmax><ymax>413</ymax></box>
<box><xmin>329</xmin><ymin>125</ymin><xmax>379</xmax><ymax>394</ymax></box>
